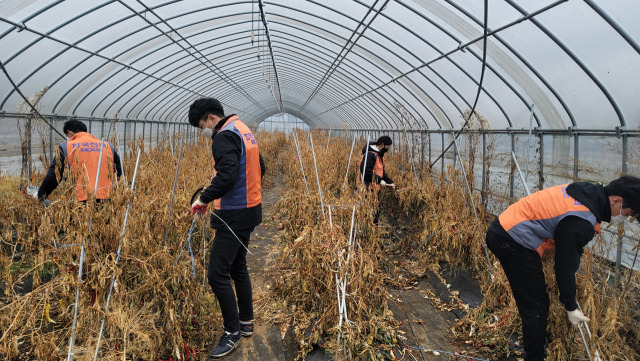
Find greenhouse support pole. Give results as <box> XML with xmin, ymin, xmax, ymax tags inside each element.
<box><xmin>512</xmin><ymin>151</ymin><xmax>530</xmax><ymax>196</ymax></box>
<box><xmin>308</xmin><ymin>132</ymin><xmax>325</xmax><ymax>217</ymax></box>
<box><xmin>325</xmin><ymin>129</ymin><xmax>331</xmax><ymax>153</ymax></box>
<box><xmin>615</xmin><ymin>129</ymin><xmax>628</xmax><ymax>284</ymax></box>
<box><xmin>509</xmin><ymin>131</ymin><xmax>515</xmax><ymax>198</ymax></box>
<box><xmin>452</xmin><ymin>131</ymin><xmax>457</xmax><ymax>170</ymax></box>
<box><xmin>123</xmin><ymin>119</ymin><xmax>128</xmax><ymax>160</ymax></box>
<box><xmin>420</xmin><ymin>130</ymin><xmax>424</xmax><ymax>166</ymax></box>
<box><xmin>49</xmin><ymin>117</ymin><xmax>54</xmax><ymax>161</ymax></box>
<box><xmin>538</xmin><ymin>132</ymin><xmax>545</xmax><ymax>190</ymax></box>
<box><xmin>525</xmin><ymin>105</ymin><xmax>535</xmax><ymax>181</ymax></box>
<box><xmin>573</xmin><ymin>129</ymin><xmax>579</xmax><ymax>182</ymax></box>
<box><xmin>342</xmin><ymin>135</ymin><xmax>356</xmax><ymax>189</ymax></box>
<box><xmin>162</xmin><ymin>135</ymin><xmax>184</xmax><ymax>245</ymax></box>
<box><xmin>428</xmin><ymin>132</ymin><xmax>432</xmax><ymax>167</ymax></box>
<box><xmin>93</xmin><ymin>149</ymin><xmax>141</xmax><ymax>361</ymax></box>
<box><xmin>482</xmin><ymin>132</ymin><xmax>487</xmax><ymax>204</ymax></box>
<box><xmin>441</xmin><ymin>132</ymin><xmax>445</xmax><ymax>174</ymax></box>
<box><xmin>28</xmin><ymin>117</ymin><xmax>32</xmax><ymax>180</ymax></box>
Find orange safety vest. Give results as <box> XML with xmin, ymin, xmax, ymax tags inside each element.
<box><xmin>359</xmin><ymin>147</ymin><xmax>384</xmax><ymax>185</ymax></box>
<box><xmin>499</xmin><ymin>184</ymin><xmax>601</xmax><ymax>258</ymax></box>
<box><xmin>213</xmin><ymin>116</ymin><xmax>262</xmax><ymax>210</ymax></box>
<box><xmin>61</xmin><ymin>132</ymin><xmax>116</xmax><ymax>201</ymax></box>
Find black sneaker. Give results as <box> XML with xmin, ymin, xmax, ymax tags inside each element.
<box><xmin>240</xmin><ymin>322</ymin><xmax>254</xmax><ymax>337</ymax></box>
<box><xmin>208</xmin><ymin>331</ymin><xmax>241</xmax><ymax>359</ymax></box>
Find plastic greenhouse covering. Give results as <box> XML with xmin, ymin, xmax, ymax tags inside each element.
<box><xmin>1</xmin><ymin>0</ymin><xmax>640</xmax><ymax>360</ymax></box>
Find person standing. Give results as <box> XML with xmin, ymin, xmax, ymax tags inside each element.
<box><xmin>485</xmin><ymin>176</ymin><xmax>640</xmax><ymax>361</ymax></box>
<box><xmin>35</xmin><ymin>119</ymin><xmax>122</xmax><ymax>202</ymax></box>
<box><xmin>359</xmin><ymin>135</ymin><xmax>394</xmax><ymax>189</ymax></box>
<box><xmin>188</xmin><ymin>98</ymin><xmax>265</xmax><ymax>359</ymax></box>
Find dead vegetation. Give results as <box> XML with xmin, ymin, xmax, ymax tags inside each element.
<box><xmin>1</xmin><ymin>129</ymin><xmax>638</xmax><ymax>361</ymax></box>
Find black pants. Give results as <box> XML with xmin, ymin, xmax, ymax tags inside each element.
<box><xmin>207</xmin><ymin>228</ymin><xmax>254</xmax><ymax>333</ymax></box>
<box><xmin>486</xmin><ymin>229</ymin><xmax>548</xmax><ymax>361</ymax></box>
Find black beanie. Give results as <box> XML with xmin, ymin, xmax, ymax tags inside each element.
<box><xmin>376</xmin><ymin>135</ymin><xmax>392</xmax><ymax>146</ymax></box>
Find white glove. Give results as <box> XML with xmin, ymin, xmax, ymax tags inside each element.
<box><xmin>380</xmin><ymin>180</ymin><xmax>387</xmax><ymax>186</ymax></box>
<box><xmin>191</xmin><ymin>198</ymin><xmax>208</xmax><ymax>215</ymax></box>
<box><xmin>567</xmin><ymin>308</ymin><xmax>590</xmax><ymax>326</ymax></box>
<box><xmin>26</xmin><ymin>186</ymin><xmax>39</xmax><ymax>200</ymax></box>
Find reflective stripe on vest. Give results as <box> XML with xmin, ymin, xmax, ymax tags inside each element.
<box><xmin>213</xmin><ymin>116</ymin><xmax>262</xmax><ymax>210</ymax></box>
<box><xmin>61</xmin><ymin>132</ymin><xmax>116</xmax><ymax>201</ymax></box>
<box><xmin>498</xmin><ymin>184</ymin><xmax>599</xmax><ymax>253</ymax></box>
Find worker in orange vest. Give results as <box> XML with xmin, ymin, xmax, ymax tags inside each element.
<box><xmin>188</xmin><ymin>97</ymin><xmax>265</xmax><ymax>359</ymax></box>
<box><xmin>35</xmin><ymin>119</ymin><xmax>122</xmax><ymax>202</ymax></box>
<box><xmin>485</xmin><ymin>176</ymin><xmax>640</xmax><ymax>361</ymax></box>
<box><xmin>359</xmin><ymin>135</ymin><xmax>395</xmax><ymax>189</ymax></box>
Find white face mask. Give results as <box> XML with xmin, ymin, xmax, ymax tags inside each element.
<box><xmin>611</xmin><ymin>207</ymin><xmax>627</xmax><ymax>224</ymax></box>
<box><xmin>200</xmin><ymin>127</ymin><xmax>213</xmax><ymax>139</ymax></box>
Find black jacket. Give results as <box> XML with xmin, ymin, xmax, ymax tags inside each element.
<box><xmin>359</xmin><ymin>144</ymin><xmax>393</xmax><ymax>187</ymax></box>
<box><xmin>199</xmin><ymin>115</ymin><xmax>265</xmax><ymax>231</ymax></box>
<box><xmin>37</xmin><ymin>143</ymin><xmax>123</xmax><ymax>199</ymax></box>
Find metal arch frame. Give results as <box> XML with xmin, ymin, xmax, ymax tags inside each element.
<box><xmin>0</xmin><ymin>9</ymin><xmax>260</xmax><ymax>117</ymax></box>
<box><xmin>121</xmin><ymin>26</ymin><xmax>257</xmax><ymax>119</ymax></box>
<box><xmin>313</xmin><ymin>0</ymin><xmax>569</xmax><ymax>127</ymax></box>
<box><xmin>0</xmin><ymin>0</ymin><xmax>63</xmax><ymax>41</ymax></box>
<box><xmin>274</xmin><ymin>0</ymin><xmax>507</xmax><ymax>130</ymax></box>
<box><xmin>392</xmin><ymin>0</ymin><xmax>523</xmax><ymax>128</ymax></box>
<box><xmin>298</xmin><ymin>0</ymin><xmax>391</xmax><ymax>112</ymax></box>
<box><xmin>1</xmin><ymin>2</ymin><xmax>487</xmax><ymax>132</ymax></box>
<box><xmin>128</xmin><ymin>16</ymin><xmax>404</xmax><ymax>128</ymax></box>
<box><xmin>584</xmin><ymin>0</ymin><xmax>640</xmax><ymax>54</ymax></box>
<box><xmin>273</xmin><ymin>29</ymin><xmax>433</xmax><ymax>131</ymax></box>
<box><xmin>257</xmin><ymin>0</ymin><xmax>284</xmax><ymax>113</ymax></box>
<box><xmin>88</xmin><ymin>20</ymin><xmax>265</xmax><ymax>118</ymax></box>
<box><xmin>261</xmin><ymin>2</ymin><xmax>437</xmax><ymax>130</ymax></box>
<box><xmin>115</xmin><ymin>0</ymin><xmax>266</xmax><ymax>112</ymax></box>
<box><xmin>0</xmin><ymin>16</ymin><xmax>209</xmax><ymax>116</ymax></box>
<box><xmin>0</xmin><ymin>2</ymin><xmax>144</xmax><ymax>108</ymax></box>
<box><xmin>149</xmin><ymin>45</ymin><xmax>285</xmax><ymax>123</ymax></box>
<box><xmin>503</xmin><ymin>0</ymin><xmax>625</xmax><ymax>126</ymax></box>
<box><xmin>97</xmin><ymin>20</ymin><xmax>274</xmax><ymax>121</ymax></box>
<box><xmin>263</xmin><ymin>28</ymin><xmax>399</xmax><ymax>129</ymax></box>
<box><xmin>0</xmin><ymin>0</ymin><xmax>634</xmax><ymax>132</ymax></box>
<box><xmin>311</xmin><ymin>0</ymin><xmax>520</xmax><ymax>130</ymax></box>
<box><xmin>270</xmin><ymin>43</ymin><xmax>400</xmax><ymax>129</ymax></box>
<box><xmin>143</xmin><ymin>55</ymin><xmax>260</xmax><ymax>123</ymax></box>
<box><xmin>443</xmin><ymin>0</ymin><xmax>578</xmax><ymax>127</ymax></box>
<box><xmin>265</xmin><ymin>18</ymin><xmax>441</xmax><ymax>130</ymax></box>
<box><xmin>125</xmin><ymin>9</ymin><xmax>400</xmax><ymax>127</ymax></box>
<box><xmin>267</xmin><ymin>59</ymin><xmax>374</xmax><ymax>130</ymax></box>
<box><xmin>266</xmin><ymin>5</ymin><xmax>483</xmax><ymax>131</ymax></box>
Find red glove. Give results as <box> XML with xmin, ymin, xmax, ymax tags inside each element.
<box><xmin>191</xmin><ymin>198</ymin><xmax>208</xmax><ymax>215</ymax></box>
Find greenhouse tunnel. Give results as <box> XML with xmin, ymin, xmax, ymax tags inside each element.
<box><xmin>1</xmin><ymin>1</ymin><xmax>639</xmax><ymax>360</ymax></box>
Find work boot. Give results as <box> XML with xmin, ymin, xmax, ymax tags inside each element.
<box><xmin>207</xmin><ymin>331</ymin><xmax>241</xmax><ymax>359</ymax></box>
